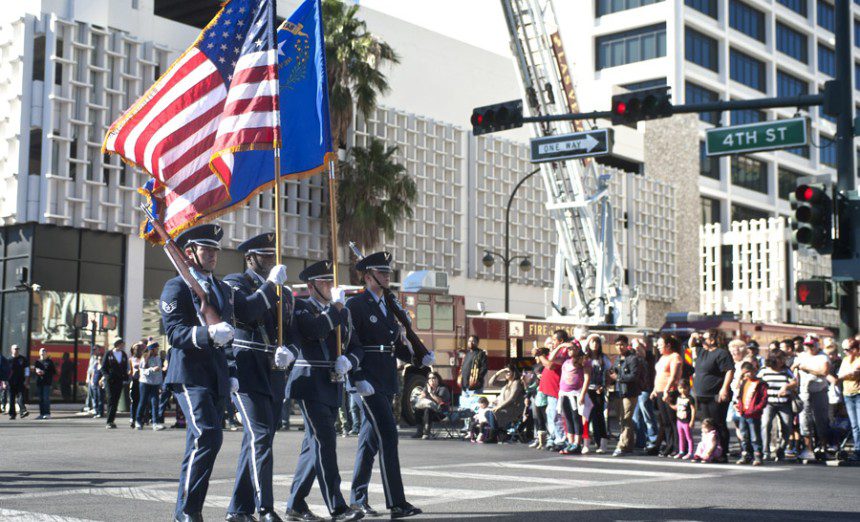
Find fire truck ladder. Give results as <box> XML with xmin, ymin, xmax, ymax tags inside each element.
<box><xmin>500</xmin><ymin>0</ymin><xmax>626</xmax><ymax>324</ymax></box>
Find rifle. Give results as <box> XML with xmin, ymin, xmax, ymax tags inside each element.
<box><xmin>139</xmin><ymin>203</ymin><xmax>222</xmax><ymax>327</ymax></box>
<box><xmin>348</xmin><ymin>242</ymin><xmax>431</xmax><ymax>368</ymax></box>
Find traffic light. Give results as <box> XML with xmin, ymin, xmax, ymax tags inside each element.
<box><xmin>610</xmin><ymin>86</ymin><xmax>673</xmax><ymax>125</ymax></box>
<box><xmin>795</xmin><ymin>279</ymin><xmax>834</xmax><ymax>308</ymax></box>
<box><xmin>470</xmin><ymin>99</ymin><xmax>523</xmax><ymax>136</ymax></box>
<box><xmin>832</xmin><ymin>190</ymin><xmax>860</xmax><ymax>280</ymax></box>
<box><xmin>790</xmin><ymin>182</ymin><xmax>833</xmax><ymax>254</ymax></box>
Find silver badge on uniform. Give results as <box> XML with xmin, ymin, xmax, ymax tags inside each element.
<box><xmin>161</xmin><ymin>300</ymin><xmax>177</xmax><ymax>313</ymax></box>
<box><xmin>369</xmin><ymin>315</ymin><xmax>378</xmax><ymax>324</ymax></box>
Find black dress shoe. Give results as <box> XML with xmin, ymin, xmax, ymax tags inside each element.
<box><xmin>259</xmin><ymin>511</ymin><xmax>283</xmax><ymax>522</ymax></box>
<box><xmin>284</xmin><ymin>509</ymin><xmax>321</xmax><ymax>521</ymax></box>
<box><xmin>174</xmin><ymin>513</ymin><xmax>204</xmax><ymax>522</ymax></box>
<box><xmin>390</xmin><ymin>504</ymin><xmax>422</xmax><ymax>519</ymax></box>
<box><xmin>330</xmin><ymin>507</ymin><xmax>364</xmax><ymax>521</ymax></box>
<box><xmin>225</xmin><ymin>514</ymin><xmax>257</xmax><ymax>522</ymax></box>
<box><xmin>350</xmin><ymin>504</ymin><xmax>379</xmax><ymax>517</ymax></box>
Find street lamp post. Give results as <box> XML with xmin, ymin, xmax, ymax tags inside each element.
<box><xmin>483</xmin><ymin>167</ymin><xmax>541</xmax><ymax>313</ymax></box>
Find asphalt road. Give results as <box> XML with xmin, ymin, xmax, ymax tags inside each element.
<box><xmin>1</xmin><ymin>410</ymin><xmax>859</xmax><ymax>522</ymax></box>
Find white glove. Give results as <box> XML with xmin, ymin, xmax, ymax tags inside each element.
<box><xmin>421</xmin><ymin>351</ymin><xmax>436</xmax><ymax>367</ymax></box>
<box><xmin>334</xmin><ymin>355</ymin><xmax>352</xmax><ymax>376</ymax></box>
<box><xmin>331</xmin><ymin>286</ymin><xmax>347</xmax><ymax>305</ymax></box>
<box><xmin>207</xmin><ymin>322</ymin><xmax>234</xmax><ymax>347</ymax></box>
<box><xmin>267</xmin><ymin>264</ymin><xmax>287</xmax><ymax>286</ymax></box>
<box><xmin>229</xmin><ymin>377</ymin><xmax>240</xmax><ymax>394</ymax></box>
<box><xmin>355</xmin><ymin>380</ymin><xmax>375</xmax><ymax>397</ymax></box>
<box><xmin>275</xmin><ymin>345</ymin><xmax>295</xmax><ymax>368</ymax></box>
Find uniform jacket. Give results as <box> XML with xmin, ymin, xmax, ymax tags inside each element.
<box><xmin>345</xmin><ymin>290</ymin><xmax>412</xmax><ymax>396</ymax></box>
<box><xmin>101</xmin><ymin>350</ymin><xmax>129</xmax><ymax>383</ymax></box>
<box><xmin>286</xmin><ymin>297</ymin><xmax>363</xmax><ymax>407</ymax></box>
<box><xmin>160</xmin><ymin>275</ymin><xmax>235</xmax><ymax>397</ymax></box>
<box><xmin>224</xmin><ymin>268</ymin><xmax>294</xmax><ymax>397</ymax></box>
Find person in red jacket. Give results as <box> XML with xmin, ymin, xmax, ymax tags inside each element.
<box><xmin>735</xmin><ymin>361</ymin><xmax>767</xmax><ymax>466</ymax></box>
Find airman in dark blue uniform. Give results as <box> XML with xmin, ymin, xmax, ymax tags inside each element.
<box><xmin>160</xmin><ymin>224</ymin><xmax>237</xmax><ymax>522</ymax></box>
<box><xmin>284</xmin><ymin>261</ymin><xmax>364</xmax><ymax>522</ymax></box>
<box><xmin>224</xmin><ymin>232</ymin><xmax>296</xmax><ymax>522</ymax></box>
<box><xmin>347</xmin><ymin>252</ymin><xmax>433</xmax><ymax>519</ymax></box>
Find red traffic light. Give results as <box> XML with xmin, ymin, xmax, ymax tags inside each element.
<box><xmin>613</xmin><ymin>101</ymin><xmax>627</xmax><ymax>115</ymax></box>
<box><xmin>470</xmin><ymin>112</ymin><xmax>483</xmax><ymax>126</ymax></box>
<box><xmin>795</xmin><ymin>185</ymin><xmax>824</xmax><ymax>203</ymax></box>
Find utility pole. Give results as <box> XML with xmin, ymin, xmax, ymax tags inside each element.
<box><xmin>835</xmin><ymin>0</ymin><xmax>858</xmax><ymax>338</ymax></box>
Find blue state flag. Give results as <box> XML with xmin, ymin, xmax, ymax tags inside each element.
<box><xmin>227</xmin><ymin>0</ymin><xmax>335</xmax><ymax>207</ymax></box>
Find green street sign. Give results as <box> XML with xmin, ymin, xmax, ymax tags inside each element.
<box><xmin>705</xmin><ymin>117</ymin><xmax>808</xmax><ymax>156</ymax></box>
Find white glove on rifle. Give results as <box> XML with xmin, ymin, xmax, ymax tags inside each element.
<box><xmin>275</xmin><ymin>345</ymin><xmax>295</xmax><ymax>368</ymax></box>
<box><xmin>229</xmin><ymin>377</ymin><xmax>240</xmax><ymax>394</ymax></box>
<box><xmin>331</xmin><ymin>286</ymin><xmax>347</xmax><ymax>305</ymax></box>
<box><xmin>334</xmin><ymin>355</ymin><xmax>352</xmax><ymax>376</ymax></box>
<box><xmin>208</xmin><ymin>322</ymin><xmax>234</xmax><ymax>347</ymax></box>
<box><xmin>267</xmin><ymin>264</ymin><xmax>288</xmax><ymax>286</ymax></box>
<box><xmin>421</xmin><ymin>351</ymin><xmax>436</xmax><ymax>367</ymax></box>
<box><xmin>355</xmin><ymin>380</ymin><xmax>375</xmax><ymax>397</ymax></box>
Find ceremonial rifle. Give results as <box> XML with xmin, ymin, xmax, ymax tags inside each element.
<box><xmin>348</xmin><ymin>242</ymin><xmax>431</xmax><ymax>368</ymax></box>
<box><xmin>139</xmin><ymin>203</ymin><xmax>222</xmax><ymax>327</ymax></box>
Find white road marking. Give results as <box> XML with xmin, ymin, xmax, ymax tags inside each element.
<box><xmin>0</xmin><ymin>509</ymin><xmax>99</xmax><ymax>522</ymax></box>
<box><xmin>470</xmin><ymin>461</ymin><xmax>682</xmax><ymax>478</ymax></box>
<box><xmin>399</xmin><ymin>468</ymin><xmax>605</xmax><ymax>487</ymax></box>
<box><xmin>505</xmin><ymin>496</ymin><xmax>672</xmax><ymax>510</ymax></box>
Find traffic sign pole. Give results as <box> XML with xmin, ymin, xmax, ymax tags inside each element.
<box><xmin>835</xmin><ymin>0</ymin><xmax>858</xmax><ymax>338</ymax></box>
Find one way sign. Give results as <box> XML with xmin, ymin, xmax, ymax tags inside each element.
<box><xmin>529</xmin><ymin>129</ymin><xmax>612</xmax><ymax>163</ymax></box>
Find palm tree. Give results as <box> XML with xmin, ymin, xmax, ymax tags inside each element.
<box><xmin>323</xmin><ymin>0</ymin><xmax>400</xmax><ymax>149</ymax></box>
<box><xmin>336</xmin><ymin>138</ymin><xmax>416</xmax><ymax>282</ymax></box>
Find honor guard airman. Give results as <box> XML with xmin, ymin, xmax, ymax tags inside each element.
<box><xmin>160</xmin><ymin>224</ymin><xmax>237</xmax><ymax>522</ymax></box>
<box><xmin>284</xmin><ymin>261</ymin><xmax>365</xmax><ymax>522</ymax></box>
<box><xmin>347</xmin><ymin>252</ymin><xmax>431</xmax><ymax>519</ymax></box>
<box><xmin>224</xmin><ymin>232</ymin><xmax>296</xmax><ymax>522</ymax></box>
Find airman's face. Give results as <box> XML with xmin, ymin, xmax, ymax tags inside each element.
<box><xmin>186</xmin><ymin>245</ymin><xmax>218</xmax><ymax>272</ymax></box>
<box><xmin>312</xmin><ymin>279</ymin><xmax>334</xmax><ymax>301</ymax></box>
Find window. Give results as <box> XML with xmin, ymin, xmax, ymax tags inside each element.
<box><xmin>778</xmin><ymin>167</ymin><xmax>803</xmax><ymax>200</ymax></box>
<box><xmin>778</xmin><ymin>0</ymin><xmax>808</xmax><ymax>16</ymax></box>
<box><xmin>818</xmin><ymin>44</ymin><xmax>835</xmax><ymax>76</ymax></box>
<box><xmin>732</xmin><ymin>204</ymin><xmax>771</xmax><ymax>223</ymax></box>
<box><xmin>28</xmin><ymin>129</ymin><xmax>42</xmax><ymax>176</ymax></box>
<box><xmin>819</xmin><ymin>135</ymin><xmax>836</xmax><ymax>166</ymax></box>
<box><xmin>730</xmin><ymin>0</ymin><xmax>765</xmax><ymax>41</ymax></box>
<box><xmin>856</xmin><ymin>63</ymin><xmax>860</xmax><ymax>90</ymax></box>
<box><xmin>777</xmin><ymin>70</ymin><xmax>808</xmax><ymax>96</ymax></box>
<box><xmin>32</xmin><ymin>36</ymin><xmax>45</xmax><ymax>82</ymax></box>
<box><xmin>686</xmin><ymin>81</ymin><xmax>721</xmax><ymax>123</ymax></box>
<box><xmin>700</xmin><ymin>141</ymin><xmax>720</xmax><ymax>179</ymax></box>
<box><xmin>54</xmin><ymin>39</ymin><xmax>63</xmax><ymax>85</ymax></box>
<box><xmin>701</xmin><ymin>197</ymin><xmax>721</xmax><ymax>225</ymax></box>
<box><xmin>597</xmin><ymin>0</ymin><xmax>664</xmax><ymax>16</ymax></box>
<box><xmin>730</xmin><ymin>48</ymin><xmax>766</xmax><ymax>91</ymax></box>
<box><xmin>621</xmin><ymin>78</ymin><xmax>667</xmax><ymax>91</ymax></box>
<box><xmin>777</xmin><ymin>23</ymin><xmax>808</xmax><ymax>63</ymax></box>
<box><xmin>818</xmin><ymin>1</ymin><xmax>835</xmax><ymax>32</ymax></box>
<box><xmin>596</xmin><ymin>24</ymin><xmax>667</xmax><ymax>69</ymax></box>
<box><xmin>686</xmin><ymin>0</ymin><xmax>718</xmax><ymax>18</ymax></box>
<box><xmin>433</xmin><ymin>296</ymin><xmax>454</xmax><ymax>331</ymax></box>
<box><xmin>855</xmin><ymin>19</ymin><xmax>860</xmax><ymax>47</ymax></box>
<box><xmin>731</xmin><ymin>155</ymin><xmax>768</xmax><ymax>193</ymax></box>
<box><xmin>685</xmin><ymin>27</ymin><xmax>719</xmax><ymax>71</ymax></box>
<box><xmin>730</xmin><ymin>107</ymin><xmax>765</xmax><ymax>125</ymax></box>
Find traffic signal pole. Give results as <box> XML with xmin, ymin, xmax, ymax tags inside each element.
<box><xmin>835</xmin><ymin>0</ymin><xmax>858</xmax><ymax>338</ymax></box>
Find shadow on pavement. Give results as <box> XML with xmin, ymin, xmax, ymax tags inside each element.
<box><xmin>420</xmin><ymin>508</ymin><xmax>858</xmax><ymax>522</ymax></box>
<box><xmin>0</xmin><ymin>470</ymin><xmax>167</xmax><ymax>494</ymax></box>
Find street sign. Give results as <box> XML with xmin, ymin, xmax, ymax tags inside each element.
<box><xmin>705</xmin><ymin>117</ymin><xmax>808</xmax><ymax>156</ymax></box>
<box><xmin>530</xmin><ymin>129</ymin><xmax>612</xmax><ymax>163</ymax></box>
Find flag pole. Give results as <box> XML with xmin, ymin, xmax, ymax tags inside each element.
<box><xmin>270</xmin><ymin>5</ymin><xmax>284</xmax><ymax>349</ymax></box>
<box><xmin>327</xmin><ymin>157</ymin><xmax>342</xmax><ymax>358</ymax></box>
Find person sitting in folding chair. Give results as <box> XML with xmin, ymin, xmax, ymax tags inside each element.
<box><xmin>412</xmin><ymin>372</ymin><xmax>450</xmax><ymax>439</ymax></box>
<box><xmin>486</xmin><ymin>364</ymin><xmax>526</xmax><ymax>442</ymax></box>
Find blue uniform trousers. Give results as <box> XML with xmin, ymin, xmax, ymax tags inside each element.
<box><xmin>271</xmin><ymin>370</ymin><xmax>287</xmax><ymax>434</ymax></box>
<box><xmin>173</xmin><ymin>385</ymin><xmax>225</xmax><ymax>517</ymax></box>
<box><xmin>287</xmin><ymin>400</ymin><xmax>348</xmax><ymax>515</ymax></box>
<box><xmin>350</xmin><ymin>392</ymin><xmax>406</xmax><ymax>509</ymax></box>
<box><xmin>229</xmin><ymin>391</ymin><xmax>275</xmax><ymax>515</ymax></box>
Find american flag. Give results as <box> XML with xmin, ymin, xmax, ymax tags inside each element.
<box><xmin>103</xmin><ymin>0</ymin><xmax>279</xmax><ymax>236</ymax></box>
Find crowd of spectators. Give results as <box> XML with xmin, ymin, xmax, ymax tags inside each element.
<box><xmin>426</xmin><ymin>329</ymin><xmax>860</xmax><ymax>466</ymax></box>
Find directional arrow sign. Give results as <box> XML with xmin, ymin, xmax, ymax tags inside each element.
<box><xmin>530</xmin><ymin>129</ymin><xmax>612</xmax><ymax>163</ymax></box>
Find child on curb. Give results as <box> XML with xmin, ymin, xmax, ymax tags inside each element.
<box><xmin>469</xmin><ymin>397</ymin><xmax>492</xmax><ymax>443</ymax></box>
<box><xmin>693</xmin><ymin>418</ymin><xmax>722</xmax><ymax>462</ymax></box>
<box><xmin>670</xmin><ymin>379</ymin><xmax>695</xmax><ymax>459</ymax></box>
<box><xmin>735</xmin><ymin>361</ymin><xmax>768</xmax><ymax>465</ymax></box>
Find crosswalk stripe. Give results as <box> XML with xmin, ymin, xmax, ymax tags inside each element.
<box><xmin>471</xmin><ymin>461</ymin><xmax>683</xmax><ymax>478</ymax></box>
<box><xmin>505</xmin><ymin>496</ymin><xmax>672</xmax><ymax>510</ymax></box>
<box><xmin>0</xmin><ymin>508</ymin><xmax>99</xmax><ymax>522</ymax></box>
<box><xmin>399</xmin><ymin>468</ymin><xmax>604</xmax><ymax>487</ymax></box>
